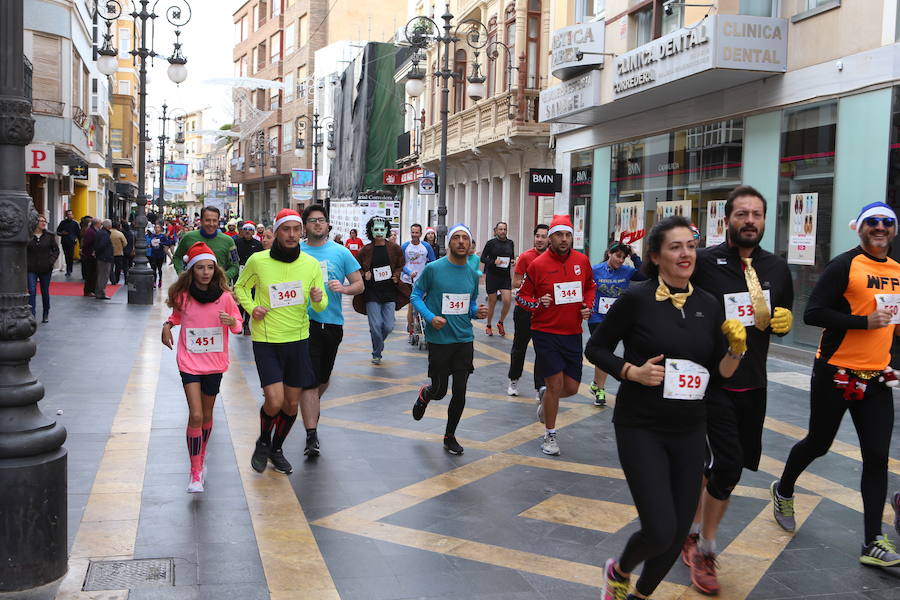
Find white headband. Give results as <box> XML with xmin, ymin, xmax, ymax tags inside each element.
<box><xmin>849</xmin><ymin>205</ymin><xmax>898</xmax><ymax>230</ymax></box>
<box><xmin>242</xmin><ymin>223</ymin><xmax>255</xmax><ymax>230</ymax></box>
<box><xmin>274</xmin><ymin>214</ymin><xmax>302</xmax><ymax>230</ymax></box>
<box><xmin>447</xmin><ymin>224</ymin><xmax>471</xmax><ymax>239</ymax></box>
<box><xmin>184</xmin><ymin>252</ymin><xmax>217</xmax><ymax>270</ymax></box>
<box><xmin>548</xmin><ymin>223</ymin><xmax>573</xmax><ymax>235</ymax></box>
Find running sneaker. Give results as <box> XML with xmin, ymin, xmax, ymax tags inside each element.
<box><xmin>681</xmin><ymin>532</ymin><xmax>699</xmax><ymax>567</ymax></box>
<box><xmin>769</xmin><ymin>479</ymin><xmax>796</xmax><ymax>532</ymax></box>
<box><xmin>412</xmin><ymin>385</ymin><xmax>430</xmax><ymax>421</ymax></box>
<box><xmin>893</xmin><ymin>491</ymin><xmax>900</xmax><ymax>538</ymax></box>
<box><xmin>496</xmin><ymin>321</ymin><xmax>506</xmax><ymax>336</ymax></box>
<box><xmin>371</xmin><ymin>356</ymin><xmax>382</xmax><ymax>365</ymax></box>
<box><xmin>536</xmin><ymin>386</ymin><xmax>546</xmax><ymax>424</ymax></box>
<box><xmin>485</xmin><ymin>325</ymin><xmax>493</xmax><ymax>336</ymax></box>
<box><xmin>187</xmin><ymin>471</ymin><xmax>204</xmax><ymax>493</ymax></box>
<box><xmin>443</xmin><ymin>435</ymin><xmax>464</xmax><ymax>455</ymax></box>
<box><xmin>600</xmin><ymin>558</ymin><xmax>629</xmax><ymax>600</ymax></box>
<box><xmin>691</xmin><ymin>551</ymin><xmax>720</xmax><ymax>595</ymax></box>
<box><xmin>541</xmin><ymin>431</ymin><xmax>560</xmax><ymax>456</ymax></box>
<box><xmin>269</xmin><ymin>448</ymin><xmax>293</xmax><ymax>474</ymax></box>
<box><xmin>507</xmin><ymin>379</ymin><xmax>519</xmax><ymax>396</ymax></box>
<box><xmin>304</xmin><ymin>430</ymin><xmax>320</xmax><ymax>457</ymax></box>
<box><xmin>250</xmin><ymin>440</ymin><xmax>269</xmax><ymax>473</ymax></box>
<box><xmin>860</xmin><ymin>535</ymin><xmax>900</xmax><ymax>567</ymax></box>
<box><xmin>590</xmin><ymin>382</ymin><xmax>607</xmax><ymax>406</ymax></box>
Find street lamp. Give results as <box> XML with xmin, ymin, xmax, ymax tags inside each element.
<box><xmin>152</xmin><ymin>102</ymin><xmax>186</xmax><ymax>215</ymax></box>
<box><xmin>294</xmin><ymin>113</ymin><xmax>336</xmax><ymax>199</ymax></box>
<box><xmin>95</xmin><ymin>0</ymin><xmax>193</xmax><ymax>305</ymax></box>
<box><xmin>403</xmin><ymin>5</ymin><xmax>491</xmax><ymax>255</ymax></box>
<box><xmin>249</xmin><ymin>130</ymin><xmax>276</xmax><ymax>220</ymax></box>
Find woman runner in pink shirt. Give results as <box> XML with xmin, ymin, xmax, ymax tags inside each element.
<box><xmin>162</xmin><ymin>242</ymin><xmax>243</xmax><ymax>492</ymax></box>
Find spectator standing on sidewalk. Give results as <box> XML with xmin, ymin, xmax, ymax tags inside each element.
<box><xmin>80</xmin><ymin>217</ymin><xmax>97</xmax><ymax>297</ymax></box>
<box><xmin>55</xmin><ymin>209</ymin><xmax>79</xmax><ymax>277</ymax></box>
<box><xmin>94</xmin><ymin>220</ymin><xmax>114</xmax><ymax>300</ymax></box>
<box><xmin>121</xmin><ymin>220</ymin><xmax>135</xmax><ymax>279</ymax></box>
<box><xmin>27</xmin><ymin>215</ymin><xmax>59</xmax><ymax>323</ymax></box>
<box><xmin>109</xmin><ymin>222</ymin><xmax>128</xmax><ymax>284</ymax></box>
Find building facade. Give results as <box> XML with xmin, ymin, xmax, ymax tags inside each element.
<box><xmin>542</xmin><ymin>0</ymin><xmax>900</xmax><ymax>351</ymax></box>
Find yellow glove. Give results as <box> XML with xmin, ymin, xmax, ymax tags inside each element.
<box><xmin>770</xmin><ymin>307</ymin><xmax>793</xmax><ymax>334</ymax></box>
<box><xmin>722</xmin><ymin>319</ymin><xmax>747</xmax><ymax>355</ymax></box>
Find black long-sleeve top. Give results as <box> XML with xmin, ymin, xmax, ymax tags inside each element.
<box><xmin>480</xmin><ymin>238</ymin><xmax>515</xmax><ymax>277</ymax></box>
<box><xmin>691</xmin><ymin>242</ymin><xmax>793</xmax><ymax>389</ymax></box>
<box><xmin>585</xmin><ymin>278</ymin><xmax>728</xmax><ymax>432</ymax></box>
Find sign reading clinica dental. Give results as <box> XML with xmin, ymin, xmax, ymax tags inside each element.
<box><xmin>613</xmin><ymin>15</ymin><xmax>787</xmax><ymax>99</ymax></box>
<box><xmin>551</xmin><ymin>21</ymin><xmax>605</xmax><ymax>80</ymax></box>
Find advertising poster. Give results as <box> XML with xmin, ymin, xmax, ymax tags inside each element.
<box><xmin>573</xmin><ymin>204</ymin><xmax>586</xmax><ymax>250</ymax></box>
<box><xmin>614</xmin><ymin>201</ymin><xmax>645</xmax><ymax>256</ymax></box>
<box><xmin>164</xmin><ymin>162</ymin><xmax>188</xmax><ymax>192</ymax></box>
<box><xmin>291</xmin><ymin>169</ymin><xmax>315</xmax><ymax>202</ymax></box>
<box><xmin>656</xmin><ymin>200</ymin><xmax>691</xmax><ymax>221</ymax></box>
<box><xmin>330</xmin><ymin>197</ymin><xmax>401</xmax><ymax>243</ymax></box>
<box><xmin>788</xmin><ymin>193</ymin><xmax>817</xmax><ymax>265</ymax></box>
<box><xmin>706</xmin><ymin>199</ymin><xmax>727</xmax><ymax>247</ymax></box>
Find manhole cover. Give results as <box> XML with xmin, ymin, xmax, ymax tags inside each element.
<box><xmin>83</xmin><ymin>558</ymin><xmax>175</xmax><ymax>590</ymax></box>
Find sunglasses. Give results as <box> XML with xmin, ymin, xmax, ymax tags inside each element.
<box><xmin>863</xmin><ymin>217</ymin><xmax>896</xmax><ymax>228</ymax></box>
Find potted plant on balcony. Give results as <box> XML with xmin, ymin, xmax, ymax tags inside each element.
<box><xmin>408</xmin><ymin>17</ymin><xmax>434</xmax><ymax>47</ymax></box>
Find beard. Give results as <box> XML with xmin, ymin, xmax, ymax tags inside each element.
<box><xmin>729</xmin><ymin>223</ymin><xmax>764</xmax><ymax>248</ymax></box>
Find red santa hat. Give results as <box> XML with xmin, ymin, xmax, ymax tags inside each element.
<box><xmin>273</xmin><ymin>208</ymin><xmax>303</xmax><ymax>231</ymax></box>
<box><xmin>242</xmin><ymin>220</ymin><xmax>256</xmax><ymax>230</ymax></box>
<box><xmin>548</xmin><ymin>214</ymin><xmax>574</xmax><ymax>235</ymax></box>
<box><xmin>183</xmin><ymin>241</ymin><xmax>217</xmax><ymax>270</ymax></box>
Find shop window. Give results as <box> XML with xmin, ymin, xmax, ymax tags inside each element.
<box><xmin>570</xmin><ymin>151</ymin><xmax>593</xmax><ymax>255</ymax></box>
<box><xmin>885</xmin><ymin>87</ymin><xmax>900</xmax><ymax>251</ymax></box>
<box><xmin>774</xmin><ymin>101</ymin><xmax>837</xmax><ymax>349</ymax></box>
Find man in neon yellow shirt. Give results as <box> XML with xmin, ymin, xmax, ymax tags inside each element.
<box><xmin>235</xmin><ymin>208</ymin><xmax>327</xmax><ymax>475</ymax></box>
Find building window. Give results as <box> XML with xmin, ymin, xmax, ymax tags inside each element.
<box><xmin>241</xmin><ymin>55</ymin><xmax>248</xmax><ymax>76</ymax></box>
<box><xmin>576</xmin><ymin>0</ymin><xmax>605</xmax><ymax>22</ymax></box>
<box><xmin>284</xmin><ymin>73</ymin><xmax>294</xmax><ymax>102</ymax></box>
<box><xmin>252</xmin><ymin>4</ymin><xmax>259</xmax><ymax>31</ymax></box>
<box><xmin>235</xmin><ymin>21</ymin><xmax>242</xmax><ymax>44</ymax></box>
<box><xmin>72</xmin><ymin>51</ymin><xmax>83</xmax><ymax>110</ymax></box>
<box><xmin>272</xmin><ymin>0</ymin><xmax>281</xmax><ymax>17</ymax></box>
<box><xmin>257</xmin><ymin>1</ymin><xmax>267</xmax><ymax>27</ymax></box>
<box><xmin>241</xmin><ymin>15</ymin><xmax>248</xmax><ymax>40</ymax></box>
<box><xmin>632</xmin><ymin>5</ymin><xmax>653</xmax><ymax>47</ymax></box>
<box><xmin>286</xmin><ymin>0</ymin><xmax>295</xmax><ymax>6</ymax></box>
<box><xmin>117</xmin><ymin>79</ymin><xmax>130</xmax><ymax>95</ymax></box>
<box><xmin>661</xmin><ymin>2</ymin><xmax>683</xmax><ymax>35</ymax></box>
<box><xmin>282</xmin><ymin>123</ymin><xmax>293</xmax><ymax>152</ymax></box>
<box><xmin>299</xmin><ymin>15</ymin><xmax>308</xmax><ymax>46</ymax></box>
<box><xmin>32</xmin><ymin>33</ymin><xmax>61</xmax><ymax>103</ymax></box>
<box><xmin>453</xmin><ymin>49</ymin><xmax>466</xmax><ymax>113</ymax></box>
<box><xmin>257</xmin><ymin>41</ymin><xmax>267</xmax><ymax>71</ymax></box>
<box><xmin>504</xmin><ymin>3</ymin><xmax>516</xmax><ymax>89</ymax></box>
<box><xmin>806</xmin><ymin>0</ymin><xmax>832</xmax><ymax>8</ymax></box>
<box><xmin>739</xmin><ymin>0</ymin><xmax>778</xmax><ymax>16</ymax></box>
<box><xmin>526</xmin><ymin>0</ymin><xmax>541</xmax><ymax>88</ymax></box>
<box><xmin>486</xmin><ymin>16</ymin><xmax>497</xmax><ymax>97</ymax></box>
<box><xmin>270</xmin><ymin>32</ymin><xmax>282</xmax><ymax>63</ymax></box>
<box><xmin>118</xmin><ymin>27</ymin><xmax>131</xmax><ymax>58</ymax></box>
<box><xmin>268</xmin><ymin>125</ymin><xmax>280</xmax><ymax>157</ymax></box>
<box><xmin>285</xmin><ymin>23</ymin><xmax>296</xmax><ymax>55</ymax></box>
<box><xmin>270</xmin><ymin>81</ymin><xmax>281</xmax><ymax>110</ymax></box>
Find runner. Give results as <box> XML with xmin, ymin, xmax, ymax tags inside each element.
<box><xmin>481</xmin><ymin>222</ymin><xmax>515</xmax><ymax>336</ymax></box>
<box><xmin>585</xmin><ymin>216</ymin><xmax>746</xmax><ymax>600</ymax></box>
<box><xmin>234</xmin><ymin>208</ymin><xmax>328</xmax><ymax>475</ymax></box>
<box><xmin>771</xmin><ymin>201</ymin><xmax>900</xmax><ymax>567</ymax></box>
<box><xmin>507</xmin><ymin>224</ymin><xmax>549</xmax><ymax>399</ymax></box>
<box><xmin>352</xmin><ymin>217</ymin><xmax>409</xmax><ymax>365</ymax></box>
<box><xmin>402</xmin><ymin>223</ymin><xmax>437</xmax><ymax>335</ymax></box>
<box><xmin>423</xmin><ymin>227</ymin><xmax>437</xmax><ymax>251</ymax></box>
<box><xmin>161</xmin><ymin>242</ymin><xmax>243</xmax><ymax>492</ymax></box>
<box><xmin>234</xmin><ymin>221</ymin><xmax>264</xmax><ymax>335</ymax></box>
<box><xmin>409</xmin><ymin>224</ymin><xmax>487</xmax><ymax>455</ymax></box>
<box><xmin>588</xmin><ymin>242</ymin><xmax>646</xmax><ymax>407</ymax></box>
<box><xmin>300</xmin><ymin>204</ymin><xmax>364</xmax><ymax>457</ymax></box>
<box><xmin>515</xmin><ymin>215</ymin><xmax>595</xmax><ymax>456</ymax></box>
<box><xmin>345</xmin><ymin>228</ymin><xmax>363</xmax><ymax>258</ymax></box>
<box><xmin>683</xmin><ymin>185</ymin><xmax>794</xmax><ymax>594</ymax></box>
<box><xmin>173</xmin><ymin>206</ymin><xmax>240</xmax><ymax>283</ymax></box>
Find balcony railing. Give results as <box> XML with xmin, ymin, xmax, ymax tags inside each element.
<box><xmin>420</xmin><ymin>89</ymin><xmax>547</xmax><ymax>165</ymax></box>
<box><xmin>33</xmin><ymin>98</ymin><xmax>65</xmax><ymax>116</ymax></box>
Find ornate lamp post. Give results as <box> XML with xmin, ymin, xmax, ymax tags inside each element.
<box><xmin>0</xmin><ymin>3</ymin><xmax>68</xmax><ymax>598</ymax></box>
<box><xmin>248</xmin><ymin>130</ymin><xmax>277</xmax><ymax>222</ymax></box>
<box><xmin>94</xmin><ymin>0</ymin><xmax>192</xmax><ymax>304</ymax></box>
<box><xmin>402</xmin><ymin>5</ymin><xmax>493</xmax><ymax>255</ymax></box>
<box><xmin>294</xmin><ymin>113</ymin><xmax>336</xmax><ymax>201</ymax></box>
<box><xmin>153</xmin><ymin>103</ymin><xmax>186</xmax><ymax>215</ymax></box>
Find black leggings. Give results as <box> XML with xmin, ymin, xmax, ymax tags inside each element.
<box><xmin>778</xmin><ymin>360</ymin><xmax>894</xmax><ymax>543</ymax></box>
<box><xmin>507</xmin><ymin>306</ymin><xmax>544</xmax><ymax>390</ymax></box>
<box><xmin>615</xmin><ymin>424</ymin><xmax>706</xmax><ymax>597</ymax></box>
<box><xmin>425</xmin><ymin>370</ymin><xmax>470</xmax><ymax>437</ymax></box>
<box><xmin>150</xmin><ymin>256</ymin><xmax>164</xmax><ymax>284</ymax></box>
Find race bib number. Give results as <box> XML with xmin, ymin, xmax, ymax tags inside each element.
<box><xmin>151</xmin><ymin>237</ymin><xmax>160</xmax><ymax>248</ymax></box>
<box><xmin>553</xmin><ymin>281</ymin><xmax>583</xmax><ymax>305</ymax></box>
<box><xmin>269</xmin><ymin>280</ymin><xmax>304</xmax><ymax>308</ymax></box>
<box><xmin>373</xmin><ymin>266</ymin><xmax>392</xmax><ymax>282</ymax></box>
<box><xmin>596</xmin><ymin>296</ymin><xmax>616</xmax><ymax>315</ymax></box>
<box><xmin>663</xmin><ymin>359</ymin><xmax>710</xmax><ymax>400</ymax></box>
<box><xmin>441</xmin><ymin>293</ymin><xmax>470</xmax><ymax>315</ymax></box>
<box><xmin>349</xmin><ymin>243</ymin><xmax>359</xmax><ymax>251</ymax></box>
<box><xmin>186</xmin><ymin>327</ymin><xmax>223</xmax><ymax>354</ymax></box>
<box><xmin>875</xmin><ymin>294</ymin><xmax>900</xmax><ymax>324</ymax></box>
<box><xmin>496</xmin><ymin>257</ymin><xmax>510</xmax><ymax>268</ymax></box>
<box><xmin>319</xmin><ymin>260</ymin><xmax>330</xmax><ymax>284</ymax></box>
<box><xmin>723</xmin><ymin>290</ymin><xmax>771</xmax><ymax>327</ymax></box>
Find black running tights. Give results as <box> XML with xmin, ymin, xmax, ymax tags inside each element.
<box><xmin>615</xmin><ymin>424</ymin><xmax>706</xmax><ymax>597</ymax></box>
<box><xmin>426</xmin><ymin>370</ymin><xmax>470</xmax><ymax>437</ymax></box>
<box><xmin>778</xmin><ymin>360</ymin><xmax>894</xmax><ymax>543</ymax></box>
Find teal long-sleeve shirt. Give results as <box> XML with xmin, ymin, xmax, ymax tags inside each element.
<box><xmin>411</xmin><ymin>257</ymin><xmax>481</xmax><ymax>344</ymax></box>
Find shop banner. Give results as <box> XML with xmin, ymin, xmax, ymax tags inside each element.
<box><xmin>573</xmin><ymin>204</ymin><xmax>586</xmax><ymax>250</ymax></box>
<box><xmin>164</xmin><ymin>162</ymin><xmax>188</xmax><ymax>192</ymax></box>
<box><xmin>706</xmin><ymin>200</ymin><xmax>727</xmax><ymax>247</ymax></box>
<box><xmin>656</xmin><ymin>200</ymin><xmax>691</xmax><ymax>221</ymax></box>
<box><xmin>528</xmin><ymin>169</ymin><xmax>562</xmax><ymax>196</ymax></box>
<box><xmin>788</xmin><ymin>192</ymin><xmax>817</xmax><ymax>266</ymax></box>
<box><xmin>615</xmin><ymin>201</ymin><xmax>645</xmax><ymax>256</ymax></box>
<box><xmin>291</xmin><ymin>169</ymin><xmax>315</xmax><ymax>202</ymax></box>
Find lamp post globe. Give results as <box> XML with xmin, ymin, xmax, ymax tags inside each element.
<box><xmin>327</xmin><ymin>147</ymin><xmax>337</xmax><ymax>160</ymax></box>
<box><xmin>167</xmin><ymin>62</ymin><xmax>187</xmax><ymax>84</ymax></box>
<box><xmin>405</xmin><ymin>77</ymin><xmax>425</xmax><ymax>98</ymax></box>
<box><xmin>294</xmin><ymin>147</ymin><xmax>305</xmax><ymax>158</ymax></box>
<box><xmin>466</xmin><ymin>81</ymin><xmax>485</xmax><ymax>101</ymax></box>
<box><xmin>98</xmin><ymin>53</ymin><xmax>118</xmax><ymax>76</ymax></box>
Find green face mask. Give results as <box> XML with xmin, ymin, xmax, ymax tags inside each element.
<box><xmin>372</xmin><ymin>222</ymin><xmax>387</xmax><ymax>238</ymax></box>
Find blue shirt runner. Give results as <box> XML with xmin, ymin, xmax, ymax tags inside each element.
<box><xmin>411</xmin><ymin>256</ymin><xmax>481</xmax><ymax>345</ymax></box>
<box><xmin>300</xmin><ymin>240</ymin><xmax>361</xmax><ymax>326</ymax></box>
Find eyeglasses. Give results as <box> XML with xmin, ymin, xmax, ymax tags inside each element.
<box><xmin>305</xmin><ymin>217</ymin><xmax>327</xmax><ymax>224</ymax></box>
<box><xmin>863</xmin><ymin>217</ymin><xmax>896</xmax><ymax>228</ymax></box>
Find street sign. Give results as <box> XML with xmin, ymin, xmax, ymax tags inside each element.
<box><xmin>419</xmin><ymin>175</ymin><xmax>436</xmax><ymax>195</ymax></box>
<box><xmin>25</xmin><ymin>144</ymin><xmax>55</xmax><ymax>175</ymax></box>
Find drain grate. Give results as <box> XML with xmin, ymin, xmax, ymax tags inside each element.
<box><xmin>83</xmin><ymin>558</ymin><xmax>175</xmax><ymax>591</ymax></box>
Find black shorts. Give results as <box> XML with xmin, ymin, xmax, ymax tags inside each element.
<box><xmin>427</xmin><ymin>341</ymin><xmax>475</xmax><ymax>379</ymax></box>
<box><xmin>308</xmin><ymin>321</ymin><xmax>344</xmax><ymax>384</ymax></box>
<box><xmin>588</xmin><ymin>322</ymin><xmax>600</xmax><ymax>336</ymax></box>
<box><xmin>485</xmin><ymin>272</ymin><xmax>512</xmax><ymax>294</ymax></box>
<box><xmin>252</xmin><ymin>339</ymin><xmax>317</xmax><ymax>389</ymax></box>
<box><xmin>531</xmin><ymin>330</ymin><xmax>584</xmax><ymax>382</ymax></box>
<box><xmin>705</xmin><ymin>387</ymin><xmax>767</xmax><ymax>473</ymax></box>
<box><xmin>179</xmin><ymin>371</ymin><xmax>223</xmax><ymax>396</ymax></box>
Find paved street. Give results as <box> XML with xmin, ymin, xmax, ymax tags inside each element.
<box><xmin>35</xmin><ymin>269</ymin><xmax>900</xmax><ymax>600</ymax></box>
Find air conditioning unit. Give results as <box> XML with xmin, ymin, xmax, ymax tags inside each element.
<box><xmin>58</xmin><ymin>175</ymin><xmax>74</xmax><ymax>196</ymax></box>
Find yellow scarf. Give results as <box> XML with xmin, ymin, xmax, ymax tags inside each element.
<box><xmin>655</xmin><ymin>280</ymin><xmax>693</xmax><ymax>309</ymax></box>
